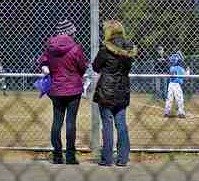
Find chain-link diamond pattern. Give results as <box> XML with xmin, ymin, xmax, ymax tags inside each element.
<box><xmin>1</xmin><ymin>0</ymin><xmax>90</xmax><ymax>90</ymax></box>
<box><xmin>1</xmin><ymin>0</ymin><xmax>199</xmax><ymax>149</ymax></box>
<box><xmin>0</xmin><ymin>1</ymin><xmax>199</xmax><ymax>180</ymax></box>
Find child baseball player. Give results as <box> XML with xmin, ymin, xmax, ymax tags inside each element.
<box><xmin>164</xmin><ymin>53</ymin><xmax>186</xmax><ymax>118</ymax></box>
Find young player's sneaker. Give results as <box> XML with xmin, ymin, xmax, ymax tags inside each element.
<box><xmin>178</xmin><ymin>114</ymin><xmax>186</xmax><ymax>119</ymax></box>
<box><xmin>164</xmin><ymin>114</ymin><xmax>170</xmax><ymax>118</ymax></box>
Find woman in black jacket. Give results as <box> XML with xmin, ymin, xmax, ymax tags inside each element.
<box><xmin>92</xmin><ymin>20</ymin><xmax>137</xmax><ymax>166</ymax></box>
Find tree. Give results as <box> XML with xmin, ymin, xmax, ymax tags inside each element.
<box><xmin>120</xmin><ymin>0</ymin><xmax>199</xmax><ymax>57</ymax></box>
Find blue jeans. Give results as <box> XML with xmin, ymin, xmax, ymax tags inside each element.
<box><xmin>50</xmin><ymin>95</ymin><xmax>81</xmax><ymax>159</ymax></box>
<box><xmin>99</xmin><ymin>105</ymin><xmax>130</xmax><ymax>164</ymax></box>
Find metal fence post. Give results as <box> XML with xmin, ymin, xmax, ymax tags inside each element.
<box><xmin>90</xmin><ymin>0</ymin><xmax>101</xmax><ymax>159</ymax></box>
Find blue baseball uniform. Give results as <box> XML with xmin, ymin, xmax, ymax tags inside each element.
<box><xmin>164</xmin><ymin>54</ymin><xmax>186</xmax><ymax>117</ymax></box>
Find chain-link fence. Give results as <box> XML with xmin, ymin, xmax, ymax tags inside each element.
<box><xmin>1</xmin><ymin>0</ymin><xmax>199</xmax><ymax>149</ymax></box>
<box><xmin>1</xmin><ymin>0</ymin><xmax>199</xmax><ymax>90</ymax></box>
<box><xmin>1</xmin><ymin>0</ymin><xmax>199</xmax><ymax>180</ymax></box>
<box><xmin>0</xmin><ymin>153</ymin><xmax>199</xmax><ymax>181</ymax></box>
<box><xmin>1</xmin><ymin>0</ymin><xmax>91</xmax><ymax>91</ymax></box>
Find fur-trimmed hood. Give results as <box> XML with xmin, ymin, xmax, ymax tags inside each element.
<box><xmin>103</xmin><ymin>20</ymin><xmax>137</xmax><ymax>58</ymax></box>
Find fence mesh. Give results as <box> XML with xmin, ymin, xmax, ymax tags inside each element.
<box><xmin>0</xmin><ymin>77</ymin><xmax>199</xmax><ymax>149</ymax></box>
<box><xmin>1</xmin><ymin>0</ymin><xmax>91</xmax><ymax>90</ymax></box>
<box><xmin>0</xmin><ymin>0</ymin><xmax>199</xmax><ymax>180</ymax></box>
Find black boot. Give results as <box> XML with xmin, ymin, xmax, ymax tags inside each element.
<box><xmin>65</xmin><ymin>149</ymin><xmax>79</xmax><ymax>164</ymax></box>
<box><xmin>52</xmin><ymin>152</ymin><xmax>64</xmax><ymax>164</ymax></box>
<box><xmin>65</xmin><ymin>157</ymin><xmax>79</xmax><ymax>165</ymax></box>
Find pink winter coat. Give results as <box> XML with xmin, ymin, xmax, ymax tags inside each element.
<box><xmin>39</xmin><ymin>34</ymin><xmax>88</xmax><ymax>96</ymax></box>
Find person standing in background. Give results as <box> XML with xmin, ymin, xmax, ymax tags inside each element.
<box><xmin>154</xmin><ymin>45</ymin><xmax>169</xmax><ymax>100</ymax></box>
<box><xmin>92</xmin><ymin>20</ymin><xmax>137</xmax><ymax>166</ymax></box>
<box><xmin>39</xmin><ymin>19</ymin><xmax>88</xmax><ymax>164</ymax></box>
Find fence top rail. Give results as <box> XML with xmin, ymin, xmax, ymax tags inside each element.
<box><xmin>0</xmin><ymin>73</ymin><xmax>199</xmax><ymax>78</ymax></box>
<box><xmin>0</xmin><ymin>147</ymin><xmax>199</xmax><ymax>153</ymax></box>
<box><xmin>129</xmin><ymin>74</ymin><xmax>199</xmax><ymax>78</ymax></box>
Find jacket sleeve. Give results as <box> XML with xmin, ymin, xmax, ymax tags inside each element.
<box><xmin>38</xmin><ymin>51</ymin><xmax>50</xmax><ymax>67</ymax></box>
<box><xmin>92</xmin><ymin>48</ymin><xmax>104</xmax><ymax>73</ymax></box>
<box><xmin>76</xmin><ymin>45</ymin><xmax>89</xmax><ymax>77</ymax></box>
<box><xmin>37</xmin><ymin>38</ymin><xmax>52</xmax><ymax>67</ymax></box>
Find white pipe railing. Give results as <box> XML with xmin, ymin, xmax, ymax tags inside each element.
<box><xmin>0</xmin><ymin>146</ymin><xmax>199</xmax><ymax>153</ymax></box>
<box><xmin>0</xmin><ymin>73</ymin><xmax>199</xmax><ymax>78</ymax></box>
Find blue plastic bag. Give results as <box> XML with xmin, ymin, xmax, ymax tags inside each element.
<box><xmin>34</xmin><ymin>75</ymin><xmax>51</xmax><ymax>98</ymax></box>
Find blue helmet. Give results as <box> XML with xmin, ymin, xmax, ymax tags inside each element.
<box><xmin>169</xmin><ymin>53</ymin><xmax>183</xmax><ymax>66</ymax></box>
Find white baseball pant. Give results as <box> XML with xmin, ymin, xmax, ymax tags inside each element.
<box><xmin>164</xmin><ymin>82</ymin><xmax>185</xmax><ymax>116</ymax></box>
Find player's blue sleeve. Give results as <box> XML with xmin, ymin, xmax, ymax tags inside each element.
<box><xmin>170</xmin><ymin>66</ymin><xmax>177</xmax><ymax>75</ymax></box>
<box><xmin>177</xmin><ymin>67</ymin><xmax>185</xmax><ymax>75</ymax></box>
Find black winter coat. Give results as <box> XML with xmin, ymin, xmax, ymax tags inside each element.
<box><xmin>92</xmin><ymin>46</ymin><xmax>133</xmax><ymax>107</ymax></box>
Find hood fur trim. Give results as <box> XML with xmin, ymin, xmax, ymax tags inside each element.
<box><xmin>103</xmin><ymin>20</ymin><xmax>137</xmax><ymax>58</ymax></box>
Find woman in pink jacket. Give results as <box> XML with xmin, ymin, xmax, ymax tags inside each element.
<box><xmin>39</xmin><ymin>19</ymin><xmax>88</xmax><ymax>164</ymax></box>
